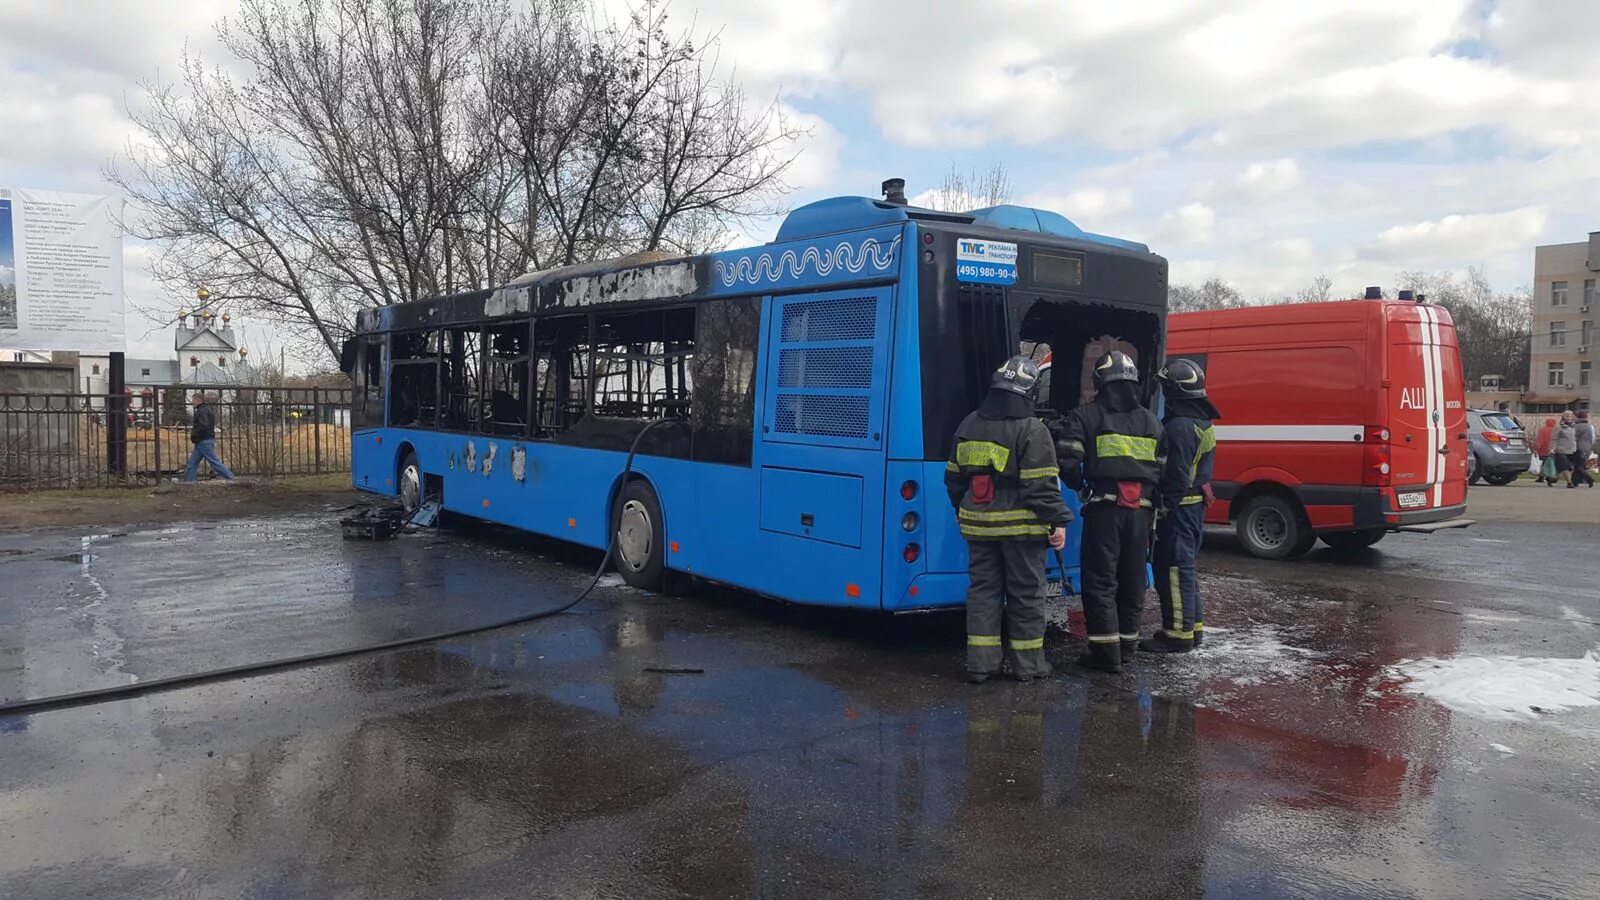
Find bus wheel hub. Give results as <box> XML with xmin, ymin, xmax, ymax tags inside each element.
<box><xmin>618</xmin><ymin>499</ymin><xmax>653</xmax><ymax>571</ymax></box>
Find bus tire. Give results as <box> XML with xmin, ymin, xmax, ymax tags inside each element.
<box><xmin>1236</xmin><ymin>494</ymin><xmax>1312</xmax><ymax>560</ymax></box>
<box><xmin>1319</xmin><ymin>529</ymin><xmax>1386</xmax><ymax>551</ymax></box>
<box><xmin>398</xmin><ymin>450</ymin><xmax>422</xmax><ymax>514</ymax></box>
<box><xmin>613</xmin><ymin>480</ymin><xmax>666</xmax><ymax>591</ymax></box>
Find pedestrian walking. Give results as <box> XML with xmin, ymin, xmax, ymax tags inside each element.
<box><xmin>182</xmin><ymin>394</ymin><xmax>236</xmax><ymax>482</ymax></box>
<box><xmin>1553</xmin><ymin>412</ymin><xmax>1578</xmax><ymax>488</ymax></box>
<box><xmin>945</xmin><ymin>356</ymin><xmax>1073</xmax><ymax>684</ymax></box>
<box><xmin>1140</xmin><ymin>359</ymin><xmax>1220</xmax><ymax>654</ymax></box>
<box><xmin>1536</xmin><ymin>417</ymin><xmax>1559</xmax><ymax>485</ymax></box>
<box><xmin>1570</xmin><ymin>411</ymin><xmax>1594</xmax><ymax>488</ymax></box>
<box><xmin>1054</xmin><ymin>351</ymin><xmax>1165</xmax><ymax>674</ymax></box>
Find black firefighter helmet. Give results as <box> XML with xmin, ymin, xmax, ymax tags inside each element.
<box><xmin>1157</xmin><ymin>357</ymin><xmax>1208</xmax><ymax>400</ymax></box>
<box><xmin>991</xmin><ymin>355</ymin><xmax>1042</xmax><ymax>399</ymax></box>
<box><xmin>1092</xmin><ymin>351</ymin><xmax>1139</xmax><ymax>388</ymax></box>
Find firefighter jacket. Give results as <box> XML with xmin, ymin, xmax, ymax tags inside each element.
<box><xmin>1054</xmin><ymin>395</ymin><xmax>1166</xmax><ymax>505</ymax></box>
<box><xmin>945</xmin><ymin>403</ymin><xmax>1073</xmax><ymax>541</ymax></box>
<box><xmin>1158</xmin><ymin>412</ymin><xmax>1217</xmax><ymax>511</ymax></box>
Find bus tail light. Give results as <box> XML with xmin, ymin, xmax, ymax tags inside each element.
<box><xmin>1363</xmin><ymin>425</ymin><xmax>1391</xmax><ymax>488</ymax></box>
<box><xmin>900</xmin><ymin>480</ymin><xmax>918</xmax><ymax>500</ymax></box>
<box><xmin>902</xmin><ymin>512</ymin><xmax>919</xmax><ymax>532</ymax></box>
<box><xmin>903</xmin><ymin>543</ymin><xmax>920</xmax><ymax>563</ymax></box>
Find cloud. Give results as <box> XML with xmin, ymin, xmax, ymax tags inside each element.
<box><xmin>776</xmin><ymin>104</ymin><xmax>844</xmax><ymax>193</ymax></box>
<box><xmin>1268</xmin><ymin>238</ymin><xmax>1314</xmax><ymax>266</ymax></box>
<box><xmin>1362</xmin><ymin>206</ymin><xmax>1549</xmax><ymax>266</ymax></box>
<box><xmin>1035</xmin><ymin>187</ymin><xmax>1135</xmax><ymax>224</ymax></box>
<box><xmin>0</xmin><ymin>264</ymin><xmax>13</xmax><ymax>288</ymax></box>
<box><xmin>1233</xmin><ymin>159</ymin><xmax>1305</xmax><ymax>202</ymax></box>
<box><xmin>1154</xmin><ymin>203</ymin><xmax>1217</xmax><ymax>245</ymax></box>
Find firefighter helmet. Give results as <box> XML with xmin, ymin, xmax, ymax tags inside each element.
<box><xmin>1092</xmin><ymin>351</ymin><xmax>1139</xmax><ymax>387</ymax></box>
<box><xmin>1157</xmin><ymin>358</ymin><xmax>1208</xmax><ymax>400</ymax></box>
<box><xmin>991</xmin><ymin>355</ymin><xmax>1042</xmax><ymax>398</ymax></box>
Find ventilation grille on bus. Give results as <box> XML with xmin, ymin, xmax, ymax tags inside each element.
<box><xmin>778</xmin><ymin>347</ymin><xmax>873</xmax><ymax>389</ymax></box>
<box><xmin>771</xmin><ymin>293</ymin><xmax>878</xmax><ymax>442</ymax></box>
<box><xmin>773</xmin><ymin>395</ymin><xmax>872</xmax><ymax>438</ymax></box>
<box><xmin>781</xmin><ymin>297</ymin><xmax>876</xmax><ymax>342</ymax></box>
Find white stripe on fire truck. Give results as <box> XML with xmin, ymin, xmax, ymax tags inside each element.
<box><xmin>1427</xmin><ymin>302</ymin><xmax>1440</xmax><ymax>496</ymax></box>
<box><xmin>1213</xmin><ymin>425</ymin><xmax>1365</xmax><ymax>442</ymax></box>
<box><xmin>1426</xmin><ymin>306</ymin><xmax>1447</xmax><ymax>506</ymax></box>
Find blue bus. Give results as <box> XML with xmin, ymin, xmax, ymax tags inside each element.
<box><xmin>344</xmin><ymin>182</ymin><xmax>1168</xmax><ymax>610</ymax></box>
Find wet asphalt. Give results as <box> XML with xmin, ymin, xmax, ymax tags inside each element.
<box><xmin>1</xmin><ymin>503</ymin><xmax>1598</xmax><ymax>899</ymax></box>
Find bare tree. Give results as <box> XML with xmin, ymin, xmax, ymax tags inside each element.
<box><xmin>1168</xmin><ymin>278</ymin><xmax>1248</xmax><ymax>313</ymax></box>
<box><xmin>1397</xmin><ymin>267</ymin><xmax>1532</xmax><ymax>388</ymax></box>
<box><xmin>1294</xmin><ymin>274</ymin><xmax>1333</xmax><ymax>303</ymax></box>
<box><xmin>919</xmin><ymin>164</ymin><xmax>1013</xmax><ymax>212</ymax></box>
<box><xmin>110</xmin><ymin>0</ymin><xmax>802</xmax><ymax>366</ymax></box>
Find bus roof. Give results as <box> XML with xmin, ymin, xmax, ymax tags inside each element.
<box><xmin>355</xmin><ymin>191</ymin><xmax>1154</xmax><ymax>334</ymax></box>
<box><xmin>775</xmin><ymin>195</ymin><xmax>1148</xmax><ymax>253</ymax></box>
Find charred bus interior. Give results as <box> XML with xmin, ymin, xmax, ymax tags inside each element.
<box><xmin>919</xmin><ymin>230</ymin><xmax>1167</xmax><ymax>458</ymax></box>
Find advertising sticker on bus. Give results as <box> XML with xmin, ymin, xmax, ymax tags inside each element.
<box><xmin>955</xmin><ymin>238</ymin><xmax>1018</xmax><ymax>285</ymax></box>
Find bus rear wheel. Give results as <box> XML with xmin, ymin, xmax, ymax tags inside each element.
<box><xmin>1236</xmin><ymin>494</ymin><xmax>1315</xmax><ymax>560</ymax></box>
<box><xmin>613</xmin><ymin>480</ymin><xmax>666</xmax><ymax>591</ymax></box>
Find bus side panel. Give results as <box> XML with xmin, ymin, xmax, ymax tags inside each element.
<box><xmin>351</xmin><ymin>429</ymin><xmax>396</xmax><ymax>495</ymax></box>
<box><xmin>751</xmin><ymin>284</ymin><xmax>895</xmax><ymax>607</ymax></box>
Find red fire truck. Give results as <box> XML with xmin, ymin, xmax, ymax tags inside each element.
<box><xmin>1166</xmin><ymin>290</ymin><xmax>1472</xmax><ymax>559</ymax></box>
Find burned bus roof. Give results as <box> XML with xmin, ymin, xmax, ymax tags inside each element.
<box><xmin>354</xmin><ymin>194</ymin><xmax>1161</xmax><ymax>335</ymax></box>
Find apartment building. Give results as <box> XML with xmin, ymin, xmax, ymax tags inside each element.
<box><xmin>1526</xmin><ymin>232</ymin><xmax>1600</xmax><ymax>413</ymax></box>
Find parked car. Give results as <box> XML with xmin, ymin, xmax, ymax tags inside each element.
<box><xmin>1466</xmin><ymin>409</ymin><xmax>1531</xmax><ymax>486</ymax></box>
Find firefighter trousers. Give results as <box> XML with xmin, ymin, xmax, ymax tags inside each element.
<box><xmin>1153</xmin><ymin>502</ymin><xmax>1205</xmax><ymax>643</ymax></box>
<box><xmin>965</xmin><ymin>540</ymin><xmax>1051</xmax><ymax>678</ymax></box>
<box><xmin>1080</xmin><ymin>502</ymin><xmax>1152</xmax><ymax>664</ymax></box>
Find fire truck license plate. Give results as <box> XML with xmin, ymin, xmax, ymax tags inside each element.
<box><xmin>1397</xmin><ymin>491</ymin><xmax>1428</xmax><ymax>509</ymax></box>
<box><xmin>1045</xmin><ymin>579</ymin><xmax>1065</xmax><ymax>598</ymax></box>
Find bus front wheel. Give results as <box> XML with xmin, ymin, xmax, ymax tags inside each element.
<box><xmin>398</xmin><ymin>451</ymin><xmax>422</xmax><ymax>514</ymax></box>
<box><xmin>614</xmin><ymin>480</ymin><xmax>666</xmax><ymax>591</ymax></box>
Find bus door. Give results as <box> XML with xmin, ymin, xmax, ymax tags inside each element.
<box><xmin>754</xmin><ymin>286</ymin><xmax>896</xmax><ymax>607</ymax></box>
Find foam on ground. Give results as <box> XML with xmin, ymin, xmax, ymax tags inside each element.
<box><xmin>1387</xmin><ymin>650</ymin><xmax>1600</xmax><ymax>721</ymax></box>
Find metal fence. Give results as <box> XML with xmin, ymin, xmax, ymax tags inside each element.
<box><xmin>0</xmin><ymin>384</ymin><xmax>351</xmax><ymax>491</ymax></box>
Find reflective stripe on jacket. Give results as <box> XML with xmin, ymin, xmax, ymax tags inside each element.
<box><xmin>1055</xmin><ymin>399</ymin><xmax>1165</xmax><ymax>500</ymax></box>
<box><xmin>1158</xmin><ymin>416</ymin><xmax>1216</xmax><ymax>509</ymax></box>
<box><xmin>944</xmin><ymin>412</ymin><xmax>1071</xmax><ymax>541</ymax></box>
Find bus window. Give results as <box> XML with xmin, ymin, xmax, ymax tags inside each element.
<box><xmin>691</xmin><ymin>297</ymin><xmax>762</xmax><ymax>465</ymax></box>
<box><xmin>483</xmin><ymin>321</ymin><xmax>531</xmax><ymax>436</ymax></box>
<box><xmin>389</xmin><ymin>330</ymin><xmax>441</xmax><ymax>427</ymax></box>
<box><xmin>441</xmin><ymin>328</ymin><xmax>483</xmax><ymax>432</ymax></box>
<box><xmin>353</xmin><ymin>336</ymin><xmax>385</xmax><ymax>430</ymax></box>
<box><xmin>532</xmin><ymin>316</ymin><xmax>589</xmax><ymax>437</ymax></box>
<box><xmin>592</xmin><ymin>307</ymin><xmax>696</xmax><ymax>421</ymax></box>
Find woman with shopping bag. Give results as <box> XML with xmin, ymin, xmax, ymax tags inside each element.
<box><xmin>1535</xmin><ymin>417</ymin><xmax>1559</xmax><ymax>486</ymax></box>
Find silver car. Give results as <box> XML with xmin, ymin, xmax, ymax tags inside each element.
<box><xmin>1467</xmin><ymin>409</ymin><xmax>1532</xmax><ymax>486</ymax></box>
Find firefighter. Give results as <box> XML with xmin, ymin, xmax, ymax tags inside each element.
<box><xmin>945</xmin><ymin>356</ymin><xmax>1073</xmax><ymax>684</ymax></box>
<box><xmin>1140</xmin><ymin>358</ymin><xmax>1220</xmax><ymax>653</ymax></box>
<box><xmin>1055</xmin><ymin>351</ymin><xmax>1165</xmax><ymax>673</ymax></box>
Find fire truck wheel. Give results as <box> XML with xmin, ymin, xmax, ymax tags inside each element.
<box><xmin>613</xmin><ymin>479</ymin><xmax>666</xmax><ymax>591</ymax></box>
<box><xmin>1236</xmin><ymin>494</ymin><xmax>1313</xmax><ymax>560</ymax></box>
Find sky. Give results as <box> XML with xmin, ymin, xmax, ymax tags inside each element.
<box><xmin>1</xmin><ymin>0</ymin><xmax>1596</xmax><ymax>362</ymax></box>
